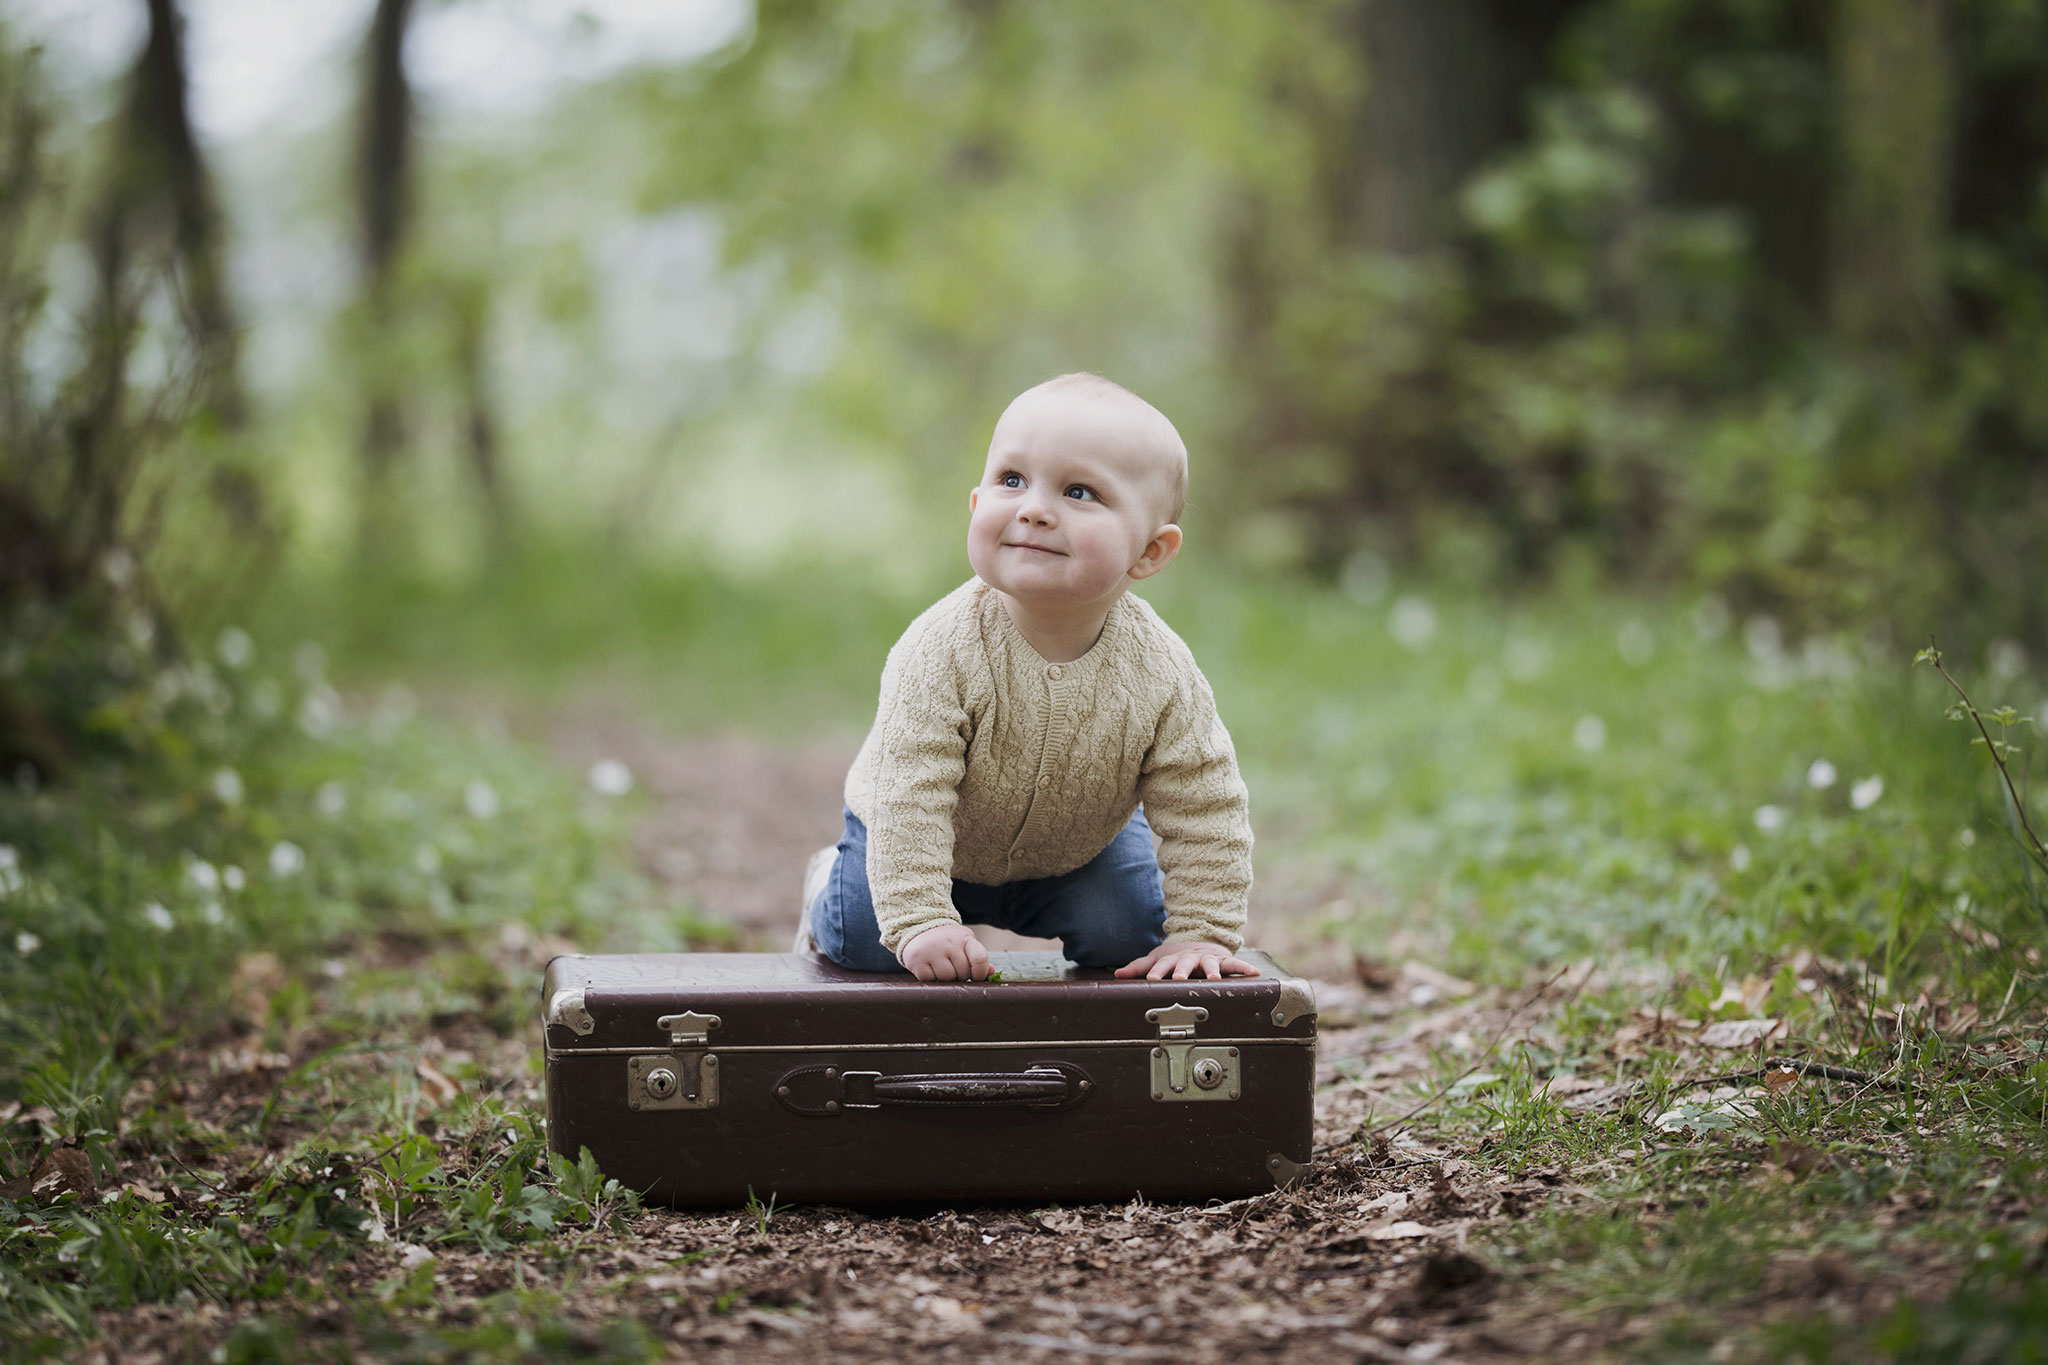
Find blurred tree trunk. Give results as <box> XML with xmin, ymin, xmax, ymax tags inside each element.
<box><xmin>1345</xmin><ymin>0</ymin><xmax>1515</xmax><ymax>256</ymax></box>
<box><xmin>115</xmin><ymin>0</ymin><xmax>243</xmax><ymax>425</ymax></box>
<box><xmin>452</xmin><ymin>281</ymin><xmax>513</xmax><ymax>555</ymax></box>
<box><xmin>1829</xmin><ymin>0</ymin><xmax>1951</xmax><ymax>347</ymax></box>
<box><xmin>357</xmin><ymin>0</ymin><xmax>415</xmax><ymax>556</ymax></box>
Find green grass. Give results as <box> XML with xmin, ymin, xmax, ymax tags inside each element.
<box><xmin>7</xmin><ymin>552</ymin><xmax>2047</xmax><ymax>1357</ymax></box>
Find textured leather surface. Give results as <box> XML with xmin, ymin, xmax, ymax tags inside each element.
<box><xmin>542</xmin><ymin>949</ymin><xmax>1308</xmax><ymax>1051</ymax></box>
<box><xmin>548</xmin><ymin>1042</ymin><xmax>1313</xmax><ymax>1206</ymax></box>
<box><xmin>541</xmin><ymin>949</ymin><xmax>1315</xmax><ymax>1206</ymax></box>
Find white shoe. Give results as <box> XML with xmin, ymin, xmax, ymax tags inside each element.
<box><xmin>794</xmin><ymin>846</ymin><xmax>835</xmax><ymax>953</ymax></box>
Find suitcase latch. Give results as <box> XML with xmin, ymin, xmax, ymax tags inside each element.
<box><xmin>629</xmin><ymin>1011</ymin><xmax>723</xmax><ymax>1111</ymax></box>
<box><xmin>1146</xmin><ymin>1004</ymin><xmax>1240</xmax><ymax>1103</ymax></box>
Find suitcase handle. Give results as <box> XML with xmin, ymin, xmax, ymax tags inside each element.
<box><xmin>774</xmin><ymin>1061</ymin><xmax>1093</xmax><ymax>1115</ymax></box>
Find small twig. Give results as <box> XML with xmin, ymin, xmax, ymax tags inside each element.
<box><xmin>1676</xmin><ymin>1056</ymin><xmax>1898</xmax><ymax>1093</ymax></box>
<box><xmin>1922</xmin><ymin>641</ymin><xmax>2048</xmax><ymax>866</ymax></box>
<box><xmin>1366</xmin><ymin>965</ymin><xmax>1571</xmax><ymax>1137</ymax></box>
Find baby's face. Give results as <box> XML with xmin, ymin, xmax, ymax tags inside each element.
<box><xmin>967</xmin><ymin>387</ymin><xmax>1182</xmax><ymax>613</ymax></box>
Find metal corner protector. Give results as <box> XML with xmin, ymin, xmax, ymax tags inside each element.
<box><xmin>1271</xmin><ymin>976</ymin><xmax>1317</xmax><ymax>1029</ymax></box>
<box><xmin>547</xmin><ymin>986</ymin><xmax>595</xmax><ymax>1036</ymax></box>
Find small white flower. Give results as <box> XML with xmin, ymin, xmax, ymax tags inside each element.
<box><xmin>588</xmin><ymin>759</ymin><xmax>634</xmax><ymax>797</ymax></box>
<box><xmin>216</xmin><ymin>627</ymin><xmax>254</xmax><ymax>670</ymax></box>
<box><xmin>1503</xmin><ymin>634</ymin><xmax>1549</xmax><ymax>681</ymax></box>
<box><xmin>211</xmin><ymin>769</ymin><xmax>244</xmax><ymax>805</ymax></box>
<box><xmin>143</xmin><ymin>902</ymin><xmax>174</xmax><ymax>931</ymax></box>
<box><xmin>1573</xmin><ymin>715</ymin><xmax>1608</xmax><ymax>752</ymax></box>
<box><xmin>1616</xmin><ymin>620</ymin><xmax>1656</xmax><ymax>666</ymax></box>
<box><xmin>1958</xmin><ymin>827</ymin><xmax>1977</xmax><ymax>848</ymax></box>
<box><xmin>322</xmin><ymin>959</ymin><xmax>348</xmax><ymax>980</ymax></box>
<box><xmin>15</xmin><ymin>931</ymin><xmax>39</xmax><ymax>955</ymax></box>
<box><xmin>0</xmin><ymin>844</ymin><xmax>17</xmax><ymax>869</ymax></box>
<box><xmin>1388</xmin><ymin>596</ymin><xmax>1438</xmax><ymax>650</ymax></box>
<box><xmin>0</xmin><ymin>846</ymin><xmax>20</xmax><ymax>898</ymax></box>
<box><xmin>1850</xmin><ymin>776</ymin><xmax>1885</xmax><ymax>810</ymax></box>
<box><xmin>314</xmin><ymin>781</ymin><xmax>347</xmax><ymax>817</ymax></box>
<box><xmin>185</xmin><ymin>859</ymin><xmax>221</xmax><ymax>892</ymax></box>
<box><xmin>1729</xmin><ymin>844</ymin><xmax>1753</xmax><ymax>872</ymax></box>
<box><xmin>299</xmin><ymin>687</ymin><xmax>342</xmax><ymax>739</ymax></box>
<box><xmin>1806</xmin><ymin>759</ymin><xmax>1838</xmax><ymax>790</ymax></box>
<box><xmin>102</xmin><ymin>547</ymin><xmax>136</xmax><ymax>588</ymax></box>
<box><xmin>1692</xmin><ymin>595</ymin><xmax>1731</xmax><ymax>641</ymax></box>
<box><xmin>200</xmin><ymin>902</ymin><xmax>226</xmax><ymax>927</ymax></box>
<box><xmin>398</xmin><ymin>1243</ymin><xmax>436</xmax><ymax>1271</ymax></box>
<box><xmin>1743</xmin><ymin>615</ymin><xmax>1784</xmax><ymax>662</ymax></box>
<box><xmin>414</xmin><ymin>844</ymin><xmax>442</xmax><ymax>875</ymax></box>
<box><xmin>464</xmin><ymin>781</ymin><xmax>500</xmax><ymax>820</ymax></box>
<box><xmin>269</xmin><ymin>841</ymin><xmax>306</xmax><ymax>878</ymax></box>
<box><xmin>1753</xmin><ymin>804</ymin><xmax>1786</xmax><ymax>833</ymax></box>
<box><xmin>222</xmin><ymin>865</ymin><xmax>245</xmax><ymax>892</ymax></box>
<box><xmin>293</xmin><ymin>641</ymin><xmax>328</xmax><ymax>683</ymax></box>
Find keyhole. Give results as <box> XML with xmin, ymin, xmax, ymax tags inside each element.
<box><xmin>1192</xmin><ymin>1058</ymin><xmax>1225</xmax><ymax>1090</ymax></box>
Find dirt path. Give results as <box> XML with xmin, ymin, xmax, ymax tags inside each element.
<box><xmin>520</xmin><ymin>721</ymin><xmax>1574</xmax><ymax>1361</ymax></box>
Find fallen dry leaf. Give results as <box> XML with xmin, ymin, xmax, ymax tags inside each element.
<box><xmin>30</xmin><ymin>1147</ymin><xmax>95</xmax><ymax>1202</ymax></box>
<box><xmin>1698</xmin><ymin>1018</ymin><xmax>1786</xmax><ymax>1049</ymax></box>
<box><xmin>1368</xmin><ymin>1220</ymin><xmax>1436</xmax><ymax>1240</ymax></box>
<box><xmin>1763</xmin><ymin>1065</ymin><xmax>1800</xmax><ymax>1098</ymax></box>
<box><xmin>415</xmin><ymin>1058</ymin><xmax>461</xmax><ymax>1107</ymax></box>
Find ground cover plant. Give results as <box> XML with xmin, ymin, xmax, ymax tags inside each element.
<box><xmin>3</xmin><ymin>564</ymin><xmax>2044</xmax><ymax>1361</ymax></box>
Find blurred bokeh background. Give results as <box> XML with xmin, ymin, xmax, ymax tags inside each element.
<box><xmin>3</xmin><ymin>0</ymin><xmax>2047</xmax><ymax>964</ymax></box>
<box><xmin>7</xmin><ymin>0</ymin><xmax>2046</xmax><ymax>657</ymax></box>
<box><xmin>5</xmin><ymin>12</ymin><xmax>2048</xmax><ymax>1352</ymax></box>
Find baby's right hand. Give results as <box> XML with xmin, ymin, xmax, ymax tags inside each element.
<box><xmin>900</xmin><ymin>923</ymin><xmax>992</xmax><ymax>982</ymax></box>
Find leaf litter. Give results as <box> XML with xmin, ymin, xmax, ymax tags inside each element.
<box><xmin>28</xmin><ymin>721</ymin><xmax>2044</xmax><ymax>1362</ymax></box>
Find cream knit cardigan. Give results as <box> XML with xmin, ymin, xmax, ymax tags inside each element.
<box><xmin>844</xmin><ymin>577</ymin><xmax>1253</xmax><ymax>959</ymax></box>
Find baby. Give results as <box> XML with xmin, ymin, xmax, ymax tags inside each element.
<box><xmin>798</xmin><ymin>372</ymin><xmax>1257</xmax><ymax>983</ymax></box>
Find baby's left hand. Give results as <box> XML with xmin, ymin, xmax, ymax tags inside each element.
<box><xmin>1114</xmin><ymin>942</ymin><xmax>1261</xmax><ymax>981</ymax></box>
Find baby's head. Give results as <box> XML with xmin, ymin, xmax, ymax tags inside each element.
<box><xmin>967</xmin><ymin>373</ymin><xmax>1189</xmax><ymax>610</ymax></box>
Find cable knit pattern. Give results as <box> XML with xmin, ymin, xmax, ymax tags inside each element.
<box><xmin>844</xmin><ymin>578</ymin><xmax>1253</xmax><ymax>960</ymax></box>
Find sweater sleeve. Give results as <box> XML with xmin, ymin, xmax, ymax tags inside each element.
<box><xmin>861</xmin><ymin>620</ymin><xmax>974</xmax><ymax>960</ymax></box>
<box><xmin>1136</xmin><ymin>669</ymin><xmax>1253</xmax><ymax>951</ymax></box>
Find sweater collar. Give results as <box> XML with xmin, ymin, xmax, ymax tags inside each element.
<box><xmin>980</xmin><ymin>579</ymin><xmax>1129</xmax><ymax>671</ymax></box>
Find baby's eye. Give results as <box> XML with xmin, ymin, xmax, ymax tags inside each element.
<box><xmin>998</xmin><ymin>473</ymin><xmax>1024</xmax><ymax>489</ymax></box>
<box><xmin>1064</xmin><ymin>485</ymin><xmax>1098</xmax><ymax>502</ymax></box>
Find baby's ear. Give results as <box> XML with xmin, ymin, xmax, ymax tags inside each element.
<box><xmin>968</xmin><ymin>486</ymin><xmax>980</xmax><ymax>515</ymax></box>
<box><xmin>1128</xmin><ymin>524</ymin><xmax>1183</xmax><ymax>581</ymax></box>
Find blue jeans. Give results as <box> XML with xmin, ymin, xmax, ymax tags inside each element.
<box><xmin>811</xmin><ymin>807</ymin><xmax>1168</xmax><ymax>972</ymax></box>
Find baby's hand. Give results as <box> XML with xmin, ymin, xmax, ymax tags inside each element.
<box><xmin>1114</xmin><ymin>942</ymin><xmax>1261</xmax><ymax>981</ymax></box>
<box><xmin>900</xmin><ymin>923</ymin><xmax>993</xmax><ymax>982</ymax></box>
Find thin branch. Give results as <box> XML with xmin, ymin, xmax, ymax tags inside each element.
<box><xmin>1366</xmin><ymin>965</ymin><xmax>1571</xmax><ymax>1137</ymax></box>
<box><xmin>1924</xmin><ymin>641</ymin><xmax>2048</xmax><ymax>866</ymax></box>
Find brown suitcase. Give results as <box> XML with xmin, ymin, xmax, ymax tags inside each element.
<box><xmin>541</xmin><ymin>950</ymin><xmax>1317</xmax><ymax>1207</ymax></box>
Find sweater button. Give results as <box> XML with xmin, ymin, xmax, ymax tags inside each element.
<box><xmin>1038</xmin><ymin>775</ymin><xmax>1051</xmax><ymax>788</ymax></box>
<box><xmin>1047</xmin><ymin>664</ymin><xmax>1063</xmax><ymax>680</ymax></box>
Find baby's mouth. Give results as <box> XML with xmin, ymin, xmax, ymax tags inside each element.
<box><xmin>1004</xmin><ymin>542</ymin><xmax>1066</xmax><ymax>556</ymax></box>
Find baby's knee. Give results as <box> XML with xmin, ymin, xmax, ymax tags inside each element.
<box><xmin>1060</xmin><ymin>900</ymin><xmax>1165</xmax><ymax>969</ymax></box>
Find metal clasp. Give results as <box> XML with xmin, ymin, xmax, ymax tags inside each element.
<box><xmin>1145</xmin><ymin>1003</ymin><xmax>1238</xmax><ymax>1103</ymax></box>
<box><xmin>631</xmin><ymin>1011</ymin><xmax>723</xmax><ymax>1110</ymax></box>
<box><xmin>1145</xmin><ymin>1003</ymin><xmax>1207</xmax><ymax>1040</ymax></box>
<box><xmin>657</xmin><ymin>1011</ymin><xmax>720</xmax><ymax>1047</ymax></box>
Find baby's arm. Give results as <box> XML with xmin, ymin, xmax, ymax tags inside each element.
<box><xmin>1131</xmin><ymin>669</ymin><xmax>1256</xmax><ymax>976</ymax></box>
<box><xmin>861</xmin><ymin>623</ymin><xmax>982</xmax><ymax>976</ymax></box>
